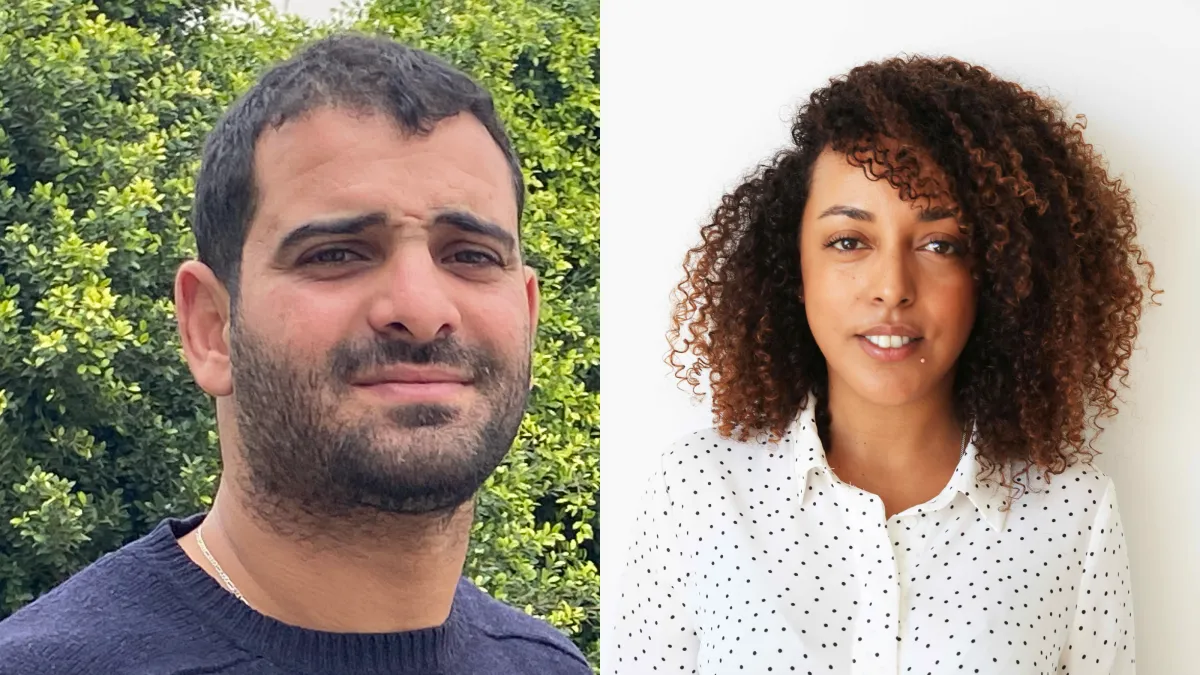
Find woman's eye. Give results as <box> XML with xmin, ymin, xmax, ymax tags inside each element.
<box><xmin>922</xmin><ymin>240</ymin><xmax>960</xmax><ymax>255</ymax></box>
<box><xmin>447</xmin><ymin>249</ymin><xmax>502</xmax><ymax>266</ymax></box>
<box><xmin>829</xmin><ymin>237</ymin><xmax>863</xmax><ymax>252</ymax></box>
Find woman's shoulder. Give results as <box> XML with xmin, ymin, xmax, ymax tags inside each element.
<box><xmin>656</xmin><ymin>425</ymin><xmax>798</xmax><ymax>491</ymax></box>
<box><xmin>1008</xmin><ymin>457</ymin><xmax>1116</xmax><ymax>494</ymax></box>
<box><xmin>1001</xmin><ymin>457</ymin><xmax>1122</xmax><ymax>522</ymax></box>
<box><xmin>663</xmin><ymin>425</ymin><xmax>794</xmax><ymax>461</ymax></box>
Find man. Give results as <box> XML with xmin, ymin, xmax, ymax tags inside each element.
<box><xmin>0</xmin><ymin>33</ymin><xmax>591</xmax><ymax>674</ymax></box>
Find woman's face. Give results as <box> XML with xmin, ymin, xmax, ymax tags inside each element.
<box><xmin>798</xmin><ymin>148</ymin><xmax>977</xmax><ymax>407</ymax></box>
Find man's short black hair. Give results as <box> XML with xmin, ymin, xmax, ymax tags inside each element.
<box><xmin>191</xmin><ymin>32</ymin><xmax>524</xmax><ymax>298</ymax></box>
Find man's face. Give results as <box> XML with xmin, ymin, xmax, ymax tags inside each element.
<box><xmin>228</xmin><ymin>108</ymin><xmax>537</xmax><ymax>517</ymax></box>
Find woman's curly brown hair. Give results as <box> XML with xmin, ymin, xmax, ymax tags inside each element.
<box><xmin>667</xmin><ymin>55</ymin><xmax>1158</xmax><ymax>488</ymax></box>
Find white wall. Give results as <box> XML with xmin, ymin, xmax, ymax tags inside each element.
<box><xmin>599</xmin><ymin>0</ymin><xmax>1200</xmax><ymax>671</ymax></box>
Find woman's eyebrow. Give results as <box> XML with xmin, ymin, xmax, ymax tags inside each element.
<box><xmin>818</xmin><ymin>204</ymin><xmax>957</xmax><ymax>222</ymax></box>
<box><xmin>919</xmin><ymin>206</ymin><xmax>957</xmax><ymax>221</ymax></box>
<box><xmin>818</xmin><ymin>205</ymin><xmax>873</xmax><ymax>221</ymax></box>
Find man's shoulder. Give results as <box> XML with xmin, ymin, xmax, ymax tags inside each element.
<box><xmin>0</xmin><ymin>546</ymin><xmax>147</xmax><ymax>672</ymax></box>
<box><xmin>0</xmin><ymin>610</ymin><xmax>79</xmax><ymax>675</ymax></box>
<box><xmin>0</xmin><ymin>518</ymin><xmax>231</xmax><ymax>674</ymax></box>
<box><xmin>455</xmin><ymin>578</ymin><xmax>591</xmax><ymax>672</ymax></box>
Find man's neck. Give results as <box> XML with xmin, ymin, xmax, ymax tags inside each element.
<box><xmin>178</xmin><ymin>486</ymin><xmax>471</xmax><ymax>633</ymax></box>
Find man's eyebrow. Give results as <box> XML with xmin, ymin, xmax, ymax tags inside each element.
<box><xmin>434</xmin><ymin>210</ymin><xmax>517</xmax><ymax>254</ymax></box>
<box><xmin>817</xmin><ymin>204</ymin><xmax>957</xmax><ymax>222</ymax></box>
<box><xmin>276</xmin><ymin>212</ymin><xmax>389</xmax><ymax>254</ymax></box>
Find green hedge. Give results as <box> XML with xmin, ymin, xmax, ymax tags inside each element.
<box><xmin>0</xmin><ymin>0</ymin><xmax>599</xmax><ymax>666</ymax></box>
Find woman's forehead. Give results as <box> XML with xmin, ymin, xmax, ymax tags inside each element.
<box><xmin>810</xmin><ymin>146</ymin><xmax>958</xmax><ymax>213</ymax></box>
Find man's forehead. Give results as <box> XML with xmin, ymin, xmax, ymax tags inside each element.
<box><xmin>257</xmin><ymin>106</ymin><xmax>479</xmax><ymax>156</ymax></box>
<box><xmin>248</xmin><ymin>108</ymin><xmax>518</xmax><ymax>244</ymax></box>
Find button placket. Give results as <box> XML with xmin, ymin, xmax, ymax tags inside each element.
<box><xmin>846</xmin><ymin>488</ymin><xmax>899</xmax><ymax>675</ymax></box>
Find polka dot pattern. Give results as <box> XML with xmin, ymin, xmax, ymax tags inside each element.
<box><xmin>611</xmin><ymin>403</ymin><xmax>1135</xmax><ymax>673</ymax></box>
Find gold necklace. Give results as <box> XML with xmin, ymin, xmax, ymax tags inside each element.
<box><xmin>195</xmin><ymin>525</ymin><xmax>250</xmax><ymax>606</ymax></box>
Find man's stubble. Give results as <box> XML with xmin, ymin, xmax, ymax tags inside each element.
<box><xmin>225</xmin><ymin>314</ymin><xmax>531</xmax><ymax>535</ymax></box>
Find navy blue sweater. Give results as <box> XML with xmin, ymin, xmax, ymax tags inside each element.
<box><xmin>0</xmin><ymin>514</ymin><xmax>591</xmax><ymax>674</ymax></box>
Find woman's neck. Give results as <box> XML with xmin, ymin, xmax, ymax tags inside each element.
<box><xmin>822</xmin><ymin>374</ymin><xmax>966</xmax><ymax>515</ymax></box>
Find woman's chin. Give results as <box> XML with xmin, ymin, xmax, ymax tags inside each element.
<box><xmin>835</xmin><ymin>371</ymin><xmax>945</xmax><ymax>408</ymax></box>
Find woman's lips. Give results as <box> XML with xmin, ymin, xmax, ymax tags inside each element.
<box><xmin>856</xmin><ymin>335</ymin><xmax>923</xmax><ymax>362</ymax></box>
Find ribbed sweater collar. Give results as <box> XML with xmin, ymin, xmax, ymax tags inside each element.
<box><xmin>130</xmin><ymin>513</ymin><xmax>465</xmax><ymax>674</ymax></box>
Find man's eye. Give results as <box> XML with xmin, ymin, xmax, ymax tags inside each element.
<box><xmin>447</xmin><ymin>249</ymin><xmax>502</xmax><ymax>266</ymax></box>
<box><xmin>304</xmin><ymin>248</ymin><xmax>365</xmax><ymax>265</ymax></box>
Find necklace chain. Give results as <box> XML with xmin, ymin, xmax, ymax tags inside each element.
<box><xmin>195</xmin><ymin>525</ymin><xmax>250</xmax><ymax>606</ymax></box>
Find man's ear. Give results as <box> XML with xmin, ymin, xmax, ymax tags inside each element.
<box><xmin>524</xmin><ymin>264</ymin><xmax>541</xmax><ymax>344</ymax></box>
<box><xmin>175</xmin><ymin>260</ymin><xmax>233</xmax><ymax>397</ymax></box>
<box><xmin>524</xmin><ymin>265</ymin><xmax>540</xmax><ymax>390</ymax></box>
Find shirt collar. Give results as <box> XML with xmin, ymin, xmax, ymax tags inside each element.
<box><xmin>949</xmin><ymin>430</ymin><xmax>1010</xmax><ymax>532</ymax></box>
<box><xmin>787</xmin><ymin>401</ymin><xmax>827</xmax><ymax>489</ymax></box>
<box><xmin>788</xmin><ymin>399</ymin><xmax>1010</xmax><ymax>532</ymax></box>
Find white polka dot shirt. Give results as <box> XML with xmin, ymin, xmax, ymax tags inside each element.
<box><xmin>612</xmin><ymin>402</ymin><xmax>1135</xmax><ymax>673</ymax></box>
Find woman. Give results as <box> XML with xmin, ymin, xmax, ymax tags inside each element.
<box><xmin>612</xmin><ymin>56</ymin><xmax>1154</xmax><ymax>673</ymax></box>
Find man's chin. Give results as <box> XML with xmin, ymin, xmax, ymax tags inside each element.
<box><xmin>385</xmin><ymin>403</ymin><xmax>459</xmax><ymax>429</ymax></box>
<box><xmin>333</xmin><ymin>451</ymin><xmax>500</xmax><ymax>515</ymax></box>
<box><xmin>350</xmin><ymin>488</ymin><xmax>478</xmax><ymax>517</ymax></box>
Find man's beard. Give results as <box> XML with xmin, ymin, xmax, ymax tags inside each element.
<box><xmin>227</xmin><ymin>319</ymin><xmax>530</xmax><ymax>525</ymax></box>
